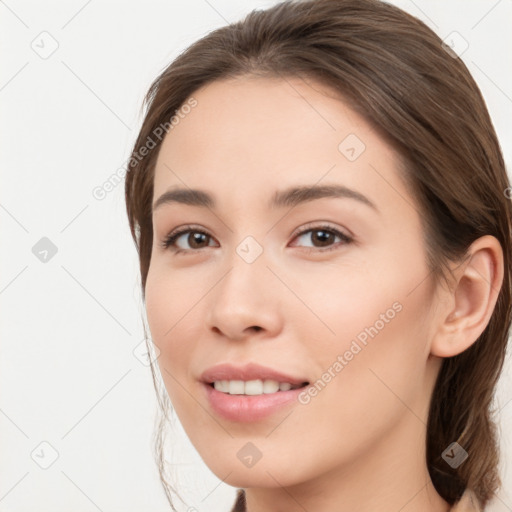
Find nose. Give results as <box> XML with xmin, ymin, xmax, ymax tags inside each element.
<box><xmin>205</xmin><ymin>247</ymin><xmax>283</xmax><ymax>341</ymax></box>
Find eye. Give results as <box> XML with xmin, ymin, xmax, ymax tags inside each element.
<box><xmin>290</xmin><ymin>224</ymin><xmax>353</xmax><ymax>252</ymax></box>
<box><xmin>160</xmin><ymin>223</ymin><xmax>353</xmax><ymax>254</ymax></box>
<box><xmin>160</xmin><ymin>225</ymin><xmax>218</xmax><ymax>254</ymax></box>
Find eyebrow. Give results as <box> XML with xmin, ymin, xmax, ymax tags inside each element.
<box><xmin>152</xmin><ymin>184</ymin><xmax>379</xmax><ymax>214</ymax></box>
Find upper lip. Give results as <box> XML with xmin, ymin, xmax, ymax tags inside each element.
<box><xmin>200</xmin><ymin>362</ymin><xmax>309</xmax><ymax>386</ymax></box>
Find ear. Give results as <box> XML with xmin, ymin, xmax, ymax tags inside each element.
<box><xmin>430</xmin><ymin>235</ymin><xmax>504</xmax><ymax>358</ymax></box>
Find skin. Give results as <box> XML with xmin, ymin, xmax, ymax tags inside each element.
<box><xmin>144</xmin><ymin>75</ymin><xmax>503</xmax><ymax>512</ymax></box>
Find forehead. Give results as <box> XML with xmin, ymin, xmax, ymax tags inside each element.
<box><xmin>152</xmin><ymin>75</ymin><xmax>406</xmax><ymax>213</ymax></box>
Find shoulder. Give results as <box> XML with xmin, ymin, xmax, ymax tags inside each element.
<box><xmin>229</xmin><ymin>488</ymin><xmax>246</xmax><ymax>512</ymax></box>
<box><xmin>450</xmin><ymin>489</ymin><xmax>483</xmax><ymax>512</ymax></box>
<box><xmin>230</xmin><ymin>488</ymin><xmax>484</xmax><ymax>512</ymax></box>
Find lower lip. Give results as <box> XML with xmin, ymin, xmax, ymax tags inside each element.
<box><xmin>202</xmin><ymin>382</ymin><xmax>307</xmax><ymax>422</ymax></box>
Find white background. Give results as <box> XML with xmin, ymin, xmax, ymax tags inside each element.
<box><xmin>1</xmin><ymin>1</ymin><xmax>511</xmax><ymax>511</ymax></box>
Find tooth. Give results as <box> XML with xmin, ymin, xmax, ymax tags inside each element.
<box><xmin>262</xmin><ymin>380</ymin><xmax>280</xmax><ymax>393</ymax></box>
<box><xmin>214</xmin><ymin>380</ymin><xmax>229</xmax><ymax>392</ymax></box>
<box><xmin>245</xmin><ymin>380</ymin><xmax>263</xmax><ymax>395</ymax></box>
<box><xmin>213</xmin><ymin>379</ymin><xmax>302</xmax><ymax>394</ymax></box>
<box><xmin>228</xmin><ymin>380</ymin><xmax>245</xmax><ymax>394</ymax></box>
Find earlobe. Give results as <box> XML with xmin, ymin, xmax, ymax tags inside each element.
<box><xmin>430</xmin><ymin>235</ymin><xmax>504</xmax><ymax>358</ymax></box>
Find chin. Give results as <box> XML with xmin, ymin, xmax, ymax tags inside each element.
<box><xmin>203</xmin><ymin>455</ymin><xmax>306</xmax><ymax>489</ymax></box>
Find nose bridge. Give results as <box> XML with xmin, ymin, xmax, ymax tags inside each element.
<box><xmin>219</xmin><ymin>234</ymin><xmax>270</xmax><ymax>306</ymax></box>
<box><xmin>206</xmin><ymin>233</ymin><xmax>281</xmax><ymax>338</ymax></box>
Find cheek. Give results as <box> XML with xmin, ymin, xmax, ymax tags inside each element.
<box><xmin>290</xmin><ymin>270</ymin><xmax>434</xmax><ymax>469</ymax></box>
<box><xmin>302</xmin><ymin>245</ymin><xmax>434</xmax><ymax>398</ymax></box>
<box><xmin>144</xmin><ymin>268</ymin><xmax>197</xmax><ymax>370</ymax></box>
<box><xmin>145</xmin><ymin>274</ymin><xmax>196</xmax><ymax>419</ymax></box>
<box><xmin>144</xmin><ymin>270</ymin><xmax>171</xmax><ymax>346</ymax></box>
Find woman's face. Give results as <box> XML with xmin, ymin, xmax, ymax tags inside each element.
<box><xmin>145</xmin><ymin>76</ymin><xmax>444</xmax><ymax>490</ymax></box>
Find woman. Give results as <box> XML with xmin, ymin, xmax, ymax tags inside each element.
<box><xmin>124</xmin><ymin>0</ymin><xmax>511</xmax><ymax>510</ymax></box>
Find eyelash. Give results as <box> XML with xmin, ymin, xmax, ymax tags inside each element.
<box><xmin>160</xmin><ymin>223</ymin><xmax>353</xmax><ymax>255</ymax></box>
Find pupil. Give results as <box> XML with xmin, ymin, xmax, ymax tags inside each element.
<box><xmin>314</xmin><ymin>230</ymin><xmax>332</xmax><ymax>247</ymax></box>
<box><xmin>190</xmin><ymin>232</ymin><xmax>207</xmax><ymax>248</ymax></box>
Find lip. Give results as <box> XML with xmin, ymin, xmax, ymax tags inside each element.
<box><xmin>199</xmin><ymin>363</ymin><xmax>309</xmax><ymax>423</ymax></box>
<box><xmin>202</xmin><ymin>382</ymin><xmax>308</xmax><ymax>422</ymax></box>
<box><xmin>199</xmin><ymin>362</ymin><xmax>308</xmax><ymax>386</ymax></box>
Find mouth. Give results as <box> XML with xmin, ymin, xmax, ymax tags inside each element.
<box><xmin>202</xmin><ymin>380</ymin><xmax>311</xmax><ymax>422</ymax></box>
<box><xmin>199</xmin><ymin>362</ymin><xmax>310</xmax><ymax>421</ymax></box>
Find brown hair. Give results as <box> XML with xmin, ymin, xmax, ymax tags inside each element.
<box><xmin>124</xmin><ymin>0</ymin><xmax>512</xmax><ymax>509</ymax></box>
